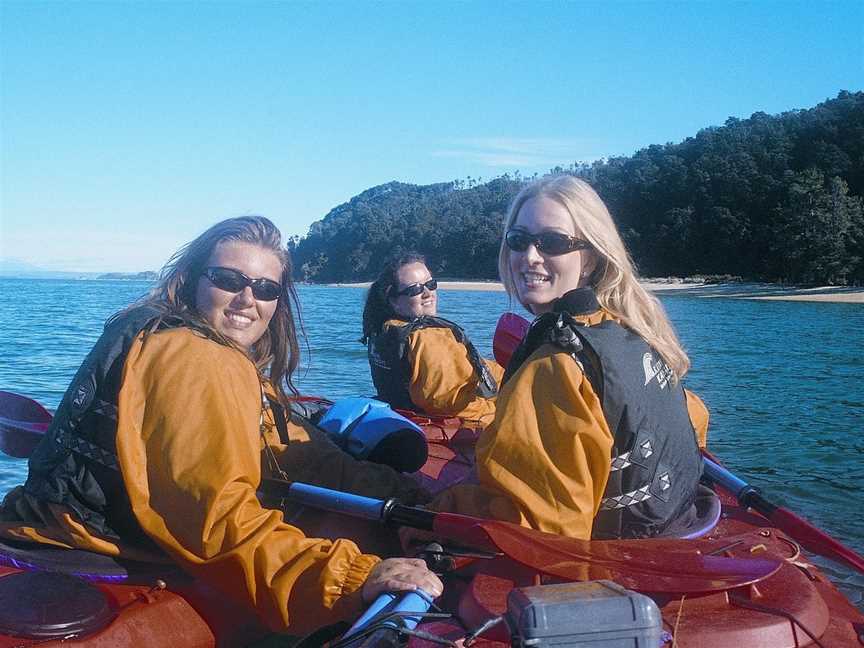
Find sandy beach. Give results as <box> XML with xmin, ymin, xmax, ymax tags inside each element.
<box><xmin>330</xmin><ymin>280</ymin><xmax>863</xmax><ymax>303</ymax></box>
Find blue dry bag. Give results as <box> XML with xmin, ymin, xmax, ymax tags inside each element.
<box><xmin>318</xmin><ymin>398</ymin><xmax>428</xmax><ymax>473</ymax></box>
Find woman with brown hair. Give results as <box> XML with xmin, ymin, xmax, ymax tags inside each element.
<box><xmin>1</xmin><ymin>216</ymin><xmax>441</xmax><ymax>634</ymax></box>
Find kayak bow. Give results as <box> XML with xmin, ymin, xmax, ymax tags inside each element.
<box><xmin>704</xmin><ymin>456</ymin><xmax>864</xmax><ymax>575</ymax></box>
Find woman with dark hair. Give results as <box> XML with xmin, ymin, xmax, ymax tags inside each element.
<box><xmin>361</xmin><ymin>253</ymin><xmax>503</xmax><ymax>426</ymax></box>
<box><xmin>1</xmin><ymin>216</ymin><xmax>441</xmax><ymax>634</ymax></box>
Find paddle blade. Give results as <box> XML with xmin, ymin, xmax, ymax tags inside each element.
<box><xmin>767</xmin><ymin>506</ymin><xmax>864</xmax><ymax>575</ymax></box>
<box><xmin>492</xmin><ymin>313</ymin><xmax>531</xmax><ymax>367</ymax></box>
<box><xmin>704</xmin><ymin>453</ymin><xmax>864</xmax><ymax>575</ymax></box>
<box><xmin>0</xmin><ymin>391</ymin><xmax>52</xmax><ymax>424</ymax></box>
<box><xmin>432</xmin><ymin>512</ymin><xmax>781</xmax><ymax>594</ymax></box>
<box><xmin>0</xmin><ymin>391</ymin><xmax>52</xmax><ymax>458</ymax></box>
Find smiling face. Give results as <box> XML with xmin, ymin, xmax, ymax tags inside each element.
<box><xmin>508</xmin><ymin>196</ymin><xmax>596</xmax><ymax>314</ymax></box>
<box><xmin>195</xmin><ymin>240</ymin><xmax>283</xmax><ymax>350</ymax></box>
<box><xmin>389</xmin><ymin>261</ymin><xmax>438</xmax><ymax>319</ymax></box>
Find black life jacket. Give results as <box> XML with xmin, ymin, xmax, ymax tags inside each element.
<box><xmin>367</xmin><ymin>316</ymin><xmax>498</xmax><ymax>411</ymax></box>
<box><xmin>23</xmin><ymin>305</ymin><xmax>290</xmax><ymax>548</ymax></box>
<box><xmin>505</xmin><ymin>294</ymin><xmax>703</xmax><ymax>540</ymax></box>
<box><xmin>24</xmin><ymin>305</ymin><xmax>165</xmax><ymax>546</ymax></box>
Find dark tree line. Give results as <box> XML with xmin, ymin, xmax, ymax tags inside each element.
<box><xmin>292</xmin><ymin>91</ymin><xmax>863</xmax><ymax>285</ymax></box>
<box><xmin>290</xmin><ymin>177</ymin><xmax>523</xmax><ymax>282</ymax></box>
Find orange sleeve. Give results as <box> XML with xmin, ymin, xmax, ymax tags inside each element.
<box><xmin>267</xmin><ymin>414</ymin><xmax>429</xmax><ymax>504</ymax></box>
<box><xmin>484</xmin><ymin>357</ymin><xmax>505</xmax><ymax>385</ymax></box>
<box><xmin>684</xmin><ymin>389</ymin><xmax>710</xmax><ymax>448</ymax></box>
<box><xmin>406</xmin><ymin>327</ymin><xmax>498</xmax><ymax>425</ymax></box>
<box><xmin>432</xmin><ymin>347</ymin><xmax>613</xmax><ymax>540</ymax></box>
<box><xmin>116</xmin><ymin>329</ymin><xmax>378</xmax><ymax>633</ymax></box>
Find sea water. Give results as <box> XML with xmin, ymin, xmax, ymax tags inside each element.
<box><xmin>1</xmin><ymin>277</ymin><xmax>862</xmax><ymax>606</ymax></box>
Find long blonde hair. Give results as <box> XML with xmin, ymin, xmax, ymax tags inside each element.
<box><xmin>498</xmin><ymin>175</ymin><xmax>690</xmax><ymax>379</ymax></box>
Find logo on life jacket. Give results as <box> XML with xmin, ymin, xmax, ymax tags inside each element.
<box><xmin>368</xmin><ymin>344</ymin><xmax>388</xmax><ymax>369</ymax></box>
<box><xmin>642</xmin><ymin>353</ymin><xmax>672</xmax><ymax>389</ymax></box>
<box><xmin>71</xmin><ymin>376</ymin><xmax>96</xmax><ymax>413</ymax></box>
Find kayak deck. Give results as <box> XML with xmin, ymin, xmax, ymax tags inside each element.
<box><xmin>405</xmin><ymin>414</ymin><xmax>864</xmax><ymax>647</ymax></box>
<box><xmin>0</xmin><ymin>411</ymin><xmax>862</xmax><ymax>646</ymax></box>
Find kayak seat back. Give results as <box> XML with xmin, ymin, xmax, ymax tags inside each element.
<box><xmin>676</xmin><ymin>484</ymin><xmax>722</xmax><ymax>540</ymax></box>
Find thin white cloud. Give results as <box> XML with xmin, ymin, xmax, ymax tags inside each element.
<box><xmin>432</xmin><ymin>137</ymin><xmax>603</xmax><ymax>169</ymax></box>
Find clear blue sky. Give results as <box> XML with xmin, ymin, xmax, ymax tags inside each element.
<box><xmin>1</xmin><ymin>1</ymin><xmax>861</xmax><ymax>272</ymax></box>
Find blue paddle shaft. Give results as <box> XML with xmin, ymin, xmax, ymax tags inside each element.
<box><xmin>343</xmin><ymin>589</ymin><xmax>434</xmax><ymax>641</ymax></box>
<box><xmin>703</xmin><ymin>457</ymin><xmax>754</xmax><ymax>502</ymax></box>
<box><xmin>286</xmin><ymin>482</ymin><xmax>385</xmax><ymax>520</ymax></box>
<box><xmin>260</xmin><ymin>478</ymin><xmax>437</xmax><ymax>529</ymax></box>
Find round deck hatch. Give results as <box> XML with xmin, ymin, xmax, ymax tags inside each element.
<box><xmin>0</xmin><ymin>571</ymin><xmax>116</xmax><ymax>639</ymax></box>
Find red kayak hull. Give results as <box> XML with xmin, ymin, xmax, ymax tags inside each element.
<box><xmin>0</xmin><ymin>567</ymin><xmax>265</xmax><ymax>648</ymax></box>
<box><xmin>406</xmin><ymin>414</ymin><xmax>864</xmax><ymax>647</ymax></box>
<box><xmin>0</xmin><ymin>412</ymin><xmax>861</xmax><ymax>646</ymax></box>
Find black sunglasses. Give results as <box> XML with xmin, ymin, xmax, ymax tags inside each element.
<box><xmin>505</xmin><ymin>229</ymin><xmax>592</xmax><ymax>256</ymax></box>
<box><xmin>203</xmin><ymin>267</ymin><xmax>282</xmax><ymax>301</ymax></box>
<box><xmin>393</xmin><ymin>278</ymin><xmax>438</xmax><ymax>297</ymax></box>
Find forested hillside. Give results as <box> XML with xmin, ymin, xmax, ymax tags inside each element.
<box><xmin>291</xmin><ymin>91</ymin><xmax>863</xmax><ymax>285</ymax></box>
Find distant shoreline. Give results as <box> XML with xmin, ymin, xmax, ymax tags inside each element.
<box><xmin>3</xmin><ymin>274</ymin><xmax>860</xmax><ymax>303</ymax></box>
<box><xmin>326</xmin><ymin>280</ymin><xmax>864</xmax><ymax>303</ymax></box>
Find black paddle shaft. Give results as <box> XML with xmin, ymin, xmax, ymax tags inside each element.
<box><xmin>260</xmin><ymin>478</ymin><xmax>436</xmax><ymax>530</ymax></box>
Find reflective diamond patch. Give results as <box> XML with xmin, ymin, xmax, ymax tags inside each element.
<box><xmin>610</xmin><ymin>451</ymin><xmax>632</xmax><ymax>472</ymax></box>
<box><xmin>640</xmin><ymin>440</ymin><xmax>654</xmax><ymax>459</ymax></box>
<box><xmin>658</xmin><ymin>472</ymin><xmax>671</xmax><ymax>491</ymax></box>
<box><xmin>599</xmin><ymin>485</ymin><xmax>652</xmax><ymax>510</ymax></box>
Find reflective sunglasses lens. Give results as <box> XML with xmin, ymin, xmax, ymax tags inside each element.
<box><xmin>208</xmin><ymin>268</ymin><xmax>281</xmax><ymax>301</ymax></box>
<box><xmin>398</xmin><ymin>278</ymin><xmax>437</xmax><ymax>297</ymax></box>
<box><xmin>251</xmin><ymin>281</ymin><xmax>281</xmax><ymax>301</ymax></box>
<box><xmin>538</xmin><ymin>233</ymin><xmax>575</xmax><ymax>255</ymax></box>
<box><xmin>209</xmin><ymin>268</ymin><xmax>247</xmax><ymax>292</ymax></box>
<box><xmin>505</xmin><ymin>230</ymin><xmax>531</xmax><ymax>252</ymax></box>
<box><xmin>404</xmin><ymin>284</ymin><xmax>425</xmax><ymax>297</ymax></box>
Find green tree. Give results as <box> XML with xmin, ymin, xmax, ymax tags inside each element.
<box><xmin>771</xmin><ymin>170</ymin><xmax>863</xmax><ymax>284</ymax></box>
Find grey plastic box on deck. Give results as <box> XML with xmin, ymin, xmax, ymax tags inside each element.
<box><xmin>507</xmin><ymin>580</ymin><xmax>663</xmax><ymax>647</ymax></box>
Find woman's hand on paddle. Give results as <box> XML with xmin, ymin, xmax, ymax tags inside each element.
<box><xmin>361</xmin><ymin>557</ymin><xmax>443</xmax><ymax>603</ymax></box>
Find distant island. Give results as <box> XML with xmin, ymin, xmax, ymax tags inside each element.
<box><xmin>0</xmin><ymin>261</ymin><xmax>158</xmax><ymax>281</ymax></box>
<box><xmin>95</xmin><ymin>271</ymin><xmax>158</xmax><ymax>281</ymax></box>
<box><xmin>291</xmin><ymin>91</ymin><xmax>863</xmax><ymax>287</ymax></box>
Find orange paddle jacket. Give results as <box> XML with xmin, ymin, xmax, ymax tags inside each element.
<box><xmin>391</xmin><ymin>320</ymin><xmax>504</xmax><ymax>426</ymax></box>
<box><xmin>431</xmin><ymin>309</ymin><xmax>709</xmax><ymax>540</ymax></box>
<box><xmin>1</xmin><ymin>327</ymin><xmax>423</xmax><ymax>633</ymax></box>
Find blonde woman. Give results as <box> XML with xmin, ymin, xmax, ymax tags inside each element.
<box><xmin>433</xmin><ymin>175</ymin><xmax>709</xmax><ymax>540</ymax></box>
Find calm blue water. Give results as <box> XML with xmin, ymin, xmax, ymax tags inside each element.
<box><xmin>1</xmin><ymin>278</ymin><xmax>862</xmax><ymax>605</ymax></box>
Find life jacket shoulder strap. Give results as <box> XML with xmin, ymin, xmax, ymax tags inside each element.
<box><xmin>265</xmin><ymin>393</ymin><xmax>291</xmax><ymax>445</ymax></box>
<box><xmin>503</xmin><ymin>312</ymin><xmax>598</xmax><ymax>385</ymax></box>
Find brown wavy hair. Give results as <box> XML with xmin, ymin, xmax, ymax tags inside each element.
<box><xmin>140</xmin><ymin>216</ymin><xmax>302</xmax><ymax>401</ymax></box>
